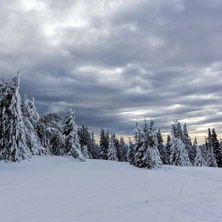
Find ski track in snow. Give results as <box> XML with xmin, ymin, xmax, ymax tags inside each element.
<box><xmin>0</xmin><ymin>156</ymin><xmax>222</xmax><ymax>222</ymax></box>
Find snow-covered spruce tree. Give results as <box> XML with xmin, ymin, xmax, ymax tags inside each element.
<box><xmin>157</xmin><ymin>129</ymin><xmax>166</xmax><ymax>164</ymax></box>
<box><xmin>194</xmin><ymin>137</ymin><xmax>206</xmax><ymax>167</ymax></box>
<box><xmin>63</xmin><ymin>108</ymin><xmax>84</xmax><ymax>161</ymax></box>
<box><xmin>133</xmin><ymin>122</ymin><xmax>147</xmax><ymax>168</ymax></box>
<box><xmin>88</xmin><ymin>132</ymin><xmax>99</xmax><ymax>159</ymax></box>
<box><xmin>37</xmin><ymin>113</ymin><xmax>64</xmax><ymax>155</ymax></box>
<box><xmin>127</xmin><ymin>138</ymin><xmax>135</xmax><ymax>164</ymax></box>
<box><xmin>119</xmin><ymin>137</ymin><xmax>127</xmax><ymax>162</ymax></box>
<box><xmin>170</xmin><ymin>121</ymin><xmax>191</xmax><ymax>166</ymax></box>
<box><xmin>211</xmin><ymin>129</ymin><xmax>222</xmax><ymax>167</ymax></box>
<box><xmin>145</xmin><ymin>120</ymin><xmax>162</xmax><ymax>169</ymax></box>
<box><xmin>165</xmin><ymin>135</ymin><xmax>171</xmax><ymax>164</ymax></box>
<box><xmin>107</xmin><ymin>133</ymin><xmax>118</xmax><ymax>161</ymax></box>
<box><xmin>113</xmin><ymin>134</ymin><xmax>121</xmax><ymax>161</ymax></box>
<box><xmin>0</xmin><ymin>76</ymin><xmax>10</xmax><ymax>160</ymax></box>
<box><xmin>78</xmin><ymin>124</ymin><xmax>91</xmax><ymax>159</ymax></box>
<box><xmin>205</xmin><ymin>129</ymin><xmax>217</xmax><ymax>167</ymax></box>
<box><xmin>21</xmin><ymin>95</ymin><xmax>46</xmax><ymax>155</ymax></box>
<box><xmin>4</xmin><ymin>74</ymin><xmax>31</xmax><ymax>162</ymax></box>
<box><xmin>183</xmin><ymin>123</ymin><xmax>195</xmax><ymax>165</ymax></box>
<box><xmin>99</xmin><ymin>129</ymin><xmax>109</xmax><ymax>160</ymax></box>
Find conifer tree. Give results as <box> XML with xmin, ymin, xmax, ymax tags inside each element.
<box><xmin>0</xmin><ymin>76</ymin><xmax>10</xmax><ymax>160</ymax></box>
<box><xmin>63</xmin><ymin>108</ymin><xmax>84</xmax><ymax>161</ymax></box>
<box><xmin>21</xmin><ymin>95</ymin><xmax>46</xmax><ymax>155</ymax></box>
<box><xmin>194</xmin><ymin>137</ymin><xmax>206</xmax><ymax>167</ymax></box>
<box><xmin>145</xmin><ymin>120</ymin><xmax>162</xmax><ymax>168</ymax></box>
<box><xmin>211</xmin><ymin>129</ymin><xmax>222</xmax><ymax>167</ymax></box>
<box><xmin>170</xmin><ymin>121</ymin><xmax>191</xmax><ymax>166</ymax></box>
<box><xmin>99</xmin><ymin>129</ymin><xmax>109</xmax><ymax>160</ymax></box>
<box><xmin>157</xmin><ymin>129</ymin><xmax>166</xmax><ymax>164</ymax></box>
<box><xmin>133</xmin><ymin>122</ymin><xmax>146</xmax><ymax>168</ymax></box>
<box><xmin>5</xmin><ymin>74</ymin><xmax>31</xmax><ymax>162</ymax></box>
<box><xmin>205</xmin><ymin>129</ymin><xmax>217</xmax><ymax>167</ymax></box>
<box><xmin>119</xmin><ymin>137</ymin><xmax>127</xmax><ymax>162</ymax></box>
<box><xmin>88</xmin><ymin>132</ymin><xmax>99</xmax><ymax>159</ymax></box>
<box><xmin>107</xmin><ymin>133</ymin><xmax>118</xmax><ymax>161</ymax></box>
<box><xmin>165</xmin><ymin>135</ymin><xmax>171</xmax><ymax>164</ymax></box>
<box><xmin>127</xmin><ymin>138</ymin><xmax>135</xmax><ymax>164</ymax></box>
<box><xmin>183</xmin><ymin>123</ymin><xmax>195</xmax><ymax>165</ymax></box>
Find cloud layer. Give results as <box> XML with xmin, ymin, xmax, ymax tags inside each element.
<box><xmin>1</xmin><ymin>0</ymin><xmax>222</xmax><ymax>142</ymax></box>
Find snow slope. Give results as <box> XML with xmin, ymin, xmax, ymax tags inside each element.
<box><xmin>0</xmin><ymin>156</ymin><xmax>222</xmax><ymax>222</ymax></box>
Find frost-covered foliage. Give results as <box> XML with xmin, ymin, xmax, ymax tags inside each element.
<box><xmin>194</xmin><ymin>138</ymin><xmax>206</xmax><ymax>167</ymax></box>
<box><xmin>157</xmin><ymin>129</ymin><xmax>166</xmax><ymax>164</ymax></box>
<box><xmin>21</xmin><ymin>95</ymin><xmax>46</xmax><ymax>155</ymax></box>
<box><xmin>211</xmin><ymin>129</ymin><xmax>222</xmax><ymax>167</ymax></box>
<box><xmin>170</xmin><ymin>121</ymin><xmax>192</xmax><ymax>166</ymax></box>
<box><xmin>37</xmin><ymin>113</ymin><xmax>64</xmax><ymax>155</ymax></box>
<box><xmin>107</xmin><ymin>134</ymin><xmax>118</xmax><ymax>161</ymax></box>
<box><xmin>127</xmin><ymin>139</ymin><xmax>135</xmax><ymax>165</ymax></box>
<box><xmin>183</xmin><ymin>123</ymin><xmax>195</xmax><ymax>165</ymax></box>
<box><xmin>99</xmin><ymin>129</ymin><xmax>109</xmax><ymax>160</ymax></box>
<box><xmin>165</xmin><ymin>135</ymin><xmax>171</xmax><ymax>164</ymax></box>
<box><xmin>205</xmin><ymin>130</ymin><xmax>217</xmax><ymax>167</ymax></box>
<box><xmin>63</xmin><ymin>108</ymin><xmax>85</xmax><ymax>161</ymax></box>
<box><xmin>170</xmin><ymin>137</ymin><xmax>192</xmax><ymax>166</ymax></box>
<box><xmin>119</xmin><ymin>137</ymin><xmax>127</xmax><ymax>162</ymax></box>
<box><xmin>133</xmin><ymin>121</ymin><xmax>162</xmax><ymax>169</ymax></box>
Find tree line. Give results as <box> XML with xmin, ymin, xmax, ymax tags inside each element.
<box><xmin>0</xmin><ymin>75</ymin><xmax>222</xmax><ymax>169</ymax></box>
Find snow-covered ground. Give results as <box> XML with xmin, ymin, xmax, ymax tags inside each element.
<box><xmin>0</xmin><ymin>156</ymin><xmax>222</xmax><ymax>222</ymax></box>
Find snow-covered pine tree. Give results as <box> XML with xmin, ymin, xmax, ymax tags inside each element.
<box><xmin>0</xmin><ymin>76</ymin><xmax>10</xmax><ymax>160</ymax></box>
<box><xmin>183</xmin><ymin>123</ymin><xmax>195</xmax><ymax>165</ymax></box>
<box><xmin>107</xmin><ymin>133</ymin><xmax>118</xmax><ymax>161</ymax></box>
<box><xmin>113</xmin><ymin>134</ymin><xmax>121</xmax><ymax>161</ymax></box>
<box><xmin>194</xmin><ymin>137</ymin><xmax>206</xmax><ymax>167</ymax></box>
<box><xmin>37</xmin><ymin>113</ymin><xmax>64</xmax><ymax>155</ymax></box>
<box><xmin>99</xmin><ymin>129</ymin><xmax>109</xmax><ymax>160</ymax></box>
<box><xmin>63</xmin><ymin>108</ymin><xmax>84</xmax><ymax>161</ymax></box>
<box><xmin>165</xmin><ymin>135</ymin><xmax>171</xmax><ymax>164</ymax></box>
<box><xmin>78</xmin><ymin>124</ymin><xmax>91</xmax><ymax>159</ymax></box>
<box><xmin>170</xmin><ymin>121</ymin><xmax>191</xmax><ymax>166</ymax></box>
<box><xmin>157</xmin><ymin>129</ymin><xmax>166</xmax><ymax>164</ymax></box>
<box><xmin>205</xmin><ymin>129</ymin><xmax>217</xmax><ymax>167</ymax></box>
<box><xmin>145</xmin><ymin>120</ymin><xmax>162</xmax><ymax>169</ymax></box>
<box><xmin>88</xmin><ymin>132</ymin><xmax>99</xmax><ymax>159</ymax></box>
<box><xmin>119</xmin><ymin>137</ymin><xmax>127</xmax><ymax>162</ymax></box>
<box><xmin>170</xmin><ymin>137</ymin><xmax>192</xmax><ymax>166</ymax></box>
<box><xmin>133</xmin><ymin>122</ymin><xmax>147</xmax><ymax>168</ymax></box>
<box><xmin>5</xmin><ymin>74</ymin><xmax>31</xmax><ymax>162</ymax></box>
<box><xmin>127</xmin><ymin>138</ymin><xmax>135</xmax><ymax>164</ymax></box>
<box><xmin>21</xmin><ymin>95</ymin><xmax>46</xmax><ymax>155</ymax></box>
<box><xmin>211</xmin><ymin>129</ymin><xmax>222</xmax><ymax>167</ymax></box>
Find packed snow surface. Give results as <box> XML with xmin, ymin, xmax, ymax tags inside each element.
<box><xmin>0</xmin><ymin>156</ymin><xmax>222</xmax><ymax>222</ymax></box>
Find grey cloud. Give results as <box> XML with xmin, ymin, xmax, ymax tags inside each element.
<box><xmin>0</xmin><ymin>0</ymin><xmax>222</xmax><ymax>142</ymax></box>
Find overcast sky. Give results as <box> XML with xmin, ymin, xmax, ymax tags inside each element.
<box><xmin>1</xmin><ymin>0</ymin><xmax>222</xmax><ymax>142</ymax></box>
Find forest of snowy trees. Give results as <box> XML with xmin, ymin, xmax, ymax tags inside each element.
<box><xmin>0</xmin><ymin>75</ymin><xmax>222</xmax><ymax>169</ymax></box>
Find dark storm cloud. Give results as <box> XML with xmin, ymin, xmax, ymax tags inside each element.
<box><xmin>1</xmin><ymin>0</ymin><xmax>222</xmax><ymax>142</ymax></box>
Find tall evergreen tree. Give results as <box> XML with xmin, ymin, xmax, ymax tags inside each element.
<box><xmin>205</xmin><ymin>129</ymin><xmax>217</xmax><ymax>167</ymax></box>
<box><xmin>211</xmin><ymin>129</ymin><xmax>222</xmax><ymax>167</ymax></box>
<box><xmin>194</xmin><ymin>137</ymin><xmax>206</xmax><ymax>167</ymax></box>
<box><xmin>165</xmin><ymin>135</ymin><xmax>171</xmax><ymax>164</ymax></box>
<box><xmin>170</xmin><ymin>121</ymin><xmax>191</xmax><ymax>166</ymax></box>
<box><xmin>99</xmin><ymin>129</ymin><xmax>109</xmax><ymax>160</ymax></box>
<box><xmin>107</xmin><ymin>133</ymin><xmax>118</xmax><ymax>161</ymax></box>
<box><xmin>5</xmin><ymin>74</ymin><xmax>31</xmax><ymax>162</ymax></box>
<box><xmin>119</xmin><ymin>137</ymin><xmax>127</xmax><ymax>162</ymax></box>
<box><xmin>133</xmin><ymin>122</ymin><xmax>146</xmax><ymax>168</ymax></box>
<box><xmin>157</xmin><ymin>129</ymin><xmax>166</xmax><ymax>164</ymax></box>
<box><xmin>145</xmin><ymin>121</ymin><xmax>162</xmax><ymax>168</ymax></box>
<box><xmin>183</xmin><ymin>123</ymin><xmax>195</xmax><ymax>165</ymax></box>
<box><xmin>127</xmin><ymin>138</ymin><xmax>135</xmax><ymax>164</ymax></box>
<box><xmin>88</xmin><ymin>132</ymin><xmax>99</xmax><ymax>159</ymax></box>
<box><xmin>21</xmin><ymin>95</ymin><xmax>46</xmax><ymax>155</ymax></box>
<box><xmin>63</xmin><ymin>108</ymin><xmax>84</xmax><ymax>161</ymax></box>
